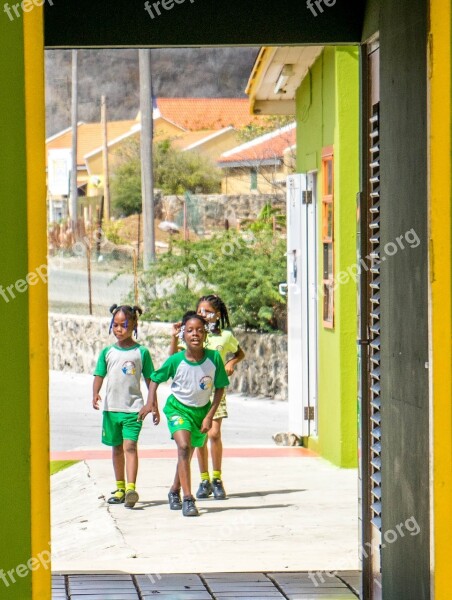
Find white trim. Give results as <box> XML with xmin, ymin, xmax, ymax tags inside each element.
<box><xmin>45</xmin><ymin>122</ymin><xmax>85</xmax><ymax>144</ymax></box>
<box><xmin>84</xmin><ymin>126</ymin><xmax>141</xmax><ymax>160</ymax></box>
<box><xmin>220</xmin><ymin>122</ymin><xmax>296</xmax><ymax>159</ymax></box>
<box><xmin>182</xmin><ymin>127</ymin><xmax>234</xmax><ymax>151</ymax></box>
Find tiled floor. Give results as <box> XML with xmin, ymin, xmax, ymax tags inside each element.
<box><xmin>52</xmin><ymin>571</ymin><xmax>360</xmax><ymax>599</ymax></box>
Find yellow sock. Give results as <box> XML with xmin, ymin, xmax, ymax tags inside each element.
<box><xmin>115</xmin><ymin>481</ymin><xmax>125</xmax><ymax>498</ymax></box>
<box><xmin>201</xmin><ymin>472</ymin><xmax>210</xmax><ymax>481</ymax></box>
<box><xmin>126</xmin><ymin>482</ymin><xmax>136</xmax><ymax>492</ymax></box>
<box><xmin>213</xmin><ymin>470</ymin><xmax>221</xmax><ymax>480</ymax></box>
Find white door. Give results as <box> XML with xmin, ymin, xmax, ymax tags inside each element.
<box><xmin>286</xmin><ymin>173</ymin><xmax>318</xmax><ymax>437</ymax></box>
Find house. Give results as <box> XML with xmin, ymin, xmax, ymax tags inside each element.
<box><xmin>217</xmin><ymin>122</ymin><xmax>296</xmax><ymax>194</ymax></box>
<box><xmin>246</xmin><ymin>46</ymin><xmax>359</xmax><ymax>471</ymax></box>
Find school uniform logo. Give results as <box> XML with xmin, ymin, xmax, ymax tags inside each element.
<box><xmin>121</xmin><ymin>361</ymin><xmax>136</xmax><ymax>375</ymax></box>
<box><xmin>170</xmin><ymin>415</ymin><xmax>184</xmax><ymax>426</ymax></box>
<box><xmin>199</xmin><ymin>375</ymin><xmax>213</xmax><ymax>391</ymax></box>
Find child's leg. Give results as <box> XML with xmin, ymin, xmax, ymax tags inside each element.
<box><xmin>112</xmin><ymin>444</ymin><xmax>125</xmax><ymax>481</ymax></box>
<box><xmin>196</xmin><ymin>441</ymin><xmax>209</xmax><ymax>475</ymax></box>
<box><xmin>124</xmin><ymin>439</ymin><xmax>138</xmax><ymax>484</ymax></box>
<box><xmin>108</xmin><ymin>444</ymin><xmax>126</xmax><ymax>504</ymax></box>
<box><xmin>172</xmin><ymin>430</ymin><xmax>195</xmax><ymax>498</ymax></box>
<box><xmin>209</xmin><ymin>418</ymin><xmax>223</xmax><ymax>473</ymax></box>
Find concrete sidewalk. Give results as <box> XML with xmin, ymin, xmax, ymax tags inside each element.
<box><xmin>51</xmin><ymin>369</ymin><xmax>360</xmax><ymax>597</ymax></box>
<box><xmin>51</xmin><ymin>451</ymin><xmax>359</xmax><ymax>575</ymax></box>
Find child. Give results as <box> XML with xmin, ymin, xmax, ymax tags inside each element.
<box><xmin>92</xmin><ymin>304</ymin><xmax>154</xmax><ymax>508</ymax></box>
<box><xmin>169</xmin><ymin>294</ymin><xmax>245</xmax><ymax>500</ymax></box>
<box><xmin>139</xmin><ymin>311</ymin><xmax>229</xmax><ymax>517</ymax></box>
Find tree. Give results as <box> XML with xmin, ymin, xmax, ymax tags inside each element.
<box><xmin>111</xmin><ymin>138</ymin><xmax>222</xmax><ymax>217</ymax></box>
<box><xmin>236</xmin><ymin>115</ymin><xmax>295</xmax><ymax>143</ymax></box>
<box><xmin>135</xmin><ymin>229</ymin><xmax>287</xmax><ymax>331</ymax></box>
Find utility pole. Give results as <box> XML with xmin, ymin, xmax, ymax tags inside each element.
<box><xmin>70</xmin><ymin>49</ymin><xmax>79</xmax><ymax>239</ymax></box>
<box><xmin>139</xmin><ymin>49</ymin><xmax>155</xmax><ymax>268</ymax></box>
<box><xmin>101</xmin><ymin>95</ymin><xmax>111</xmax><ymax>222</ymax></box>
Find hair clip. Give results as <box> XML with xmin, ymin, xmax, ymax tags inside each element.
<box><xmin>178</xmin><ymin>325</ymin><xmax>186</xmax><ymax>341</ymax></box>
<box><xmin>207</xmin><ymin>322</ymin><xmax>216</xmax><ymax>332</ymax></box>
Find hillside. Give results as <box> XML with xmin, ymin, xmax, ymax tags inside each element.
<box><xmin>45</xmin><ymin>48</ymin><xmax>259</xmax><ymax>137</ymax></box>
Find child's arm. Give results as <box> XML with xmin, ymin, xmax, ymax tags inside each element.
<box><xmin>92</xmin><ymin>376</ymin><xmax>104</xmax><ymax>410</ymax></box>
<box><xmin>138</xmin><ymin>380</ymin><xmax>160</xmax><ymax>424</ymax></box>
<box><xmin>201</xmin><ymin>387</ymin><xmax>224</xmax><ymax>433</ymax></box>
<box><xmin>169</xmin><ymin>321</ymin><xmax>182</xmax><ymax>355</ymax></box>
<box><xmin>225</xmin><ymin>347</ymin><xmax>245</xmax><ymax>376</ymax></box>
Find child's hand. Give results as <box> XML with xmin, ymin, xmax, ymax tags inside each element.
<box><xmin>225</xmin><ymin>363</ymin><xmax>235</xmax><ymax>376</ymax></box>
<box><xmin>138</xmin><ymin>404</ymin><xmax>153</xmax><ymax>421</ymax></box>
<box><xmin>172</xmin><ymin>321</ymin><xmax>182</xmax><ymax>338</ymax></box>
<box><xmin>201</xmin><ymin>416</ymin><xmax>213</xmax><ymax>433</ymax></box>
<box><xmin>92</xmin><ymin>394</ymin><xmax>102</xmax><ymax>410</ymax></box>
<box><xmin>152</xmin><ymin>408</ymin><xmax>160</xmax><ymax>425</ymax></box>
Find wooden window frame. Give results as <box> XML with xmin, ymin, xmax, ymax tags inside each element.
<box><xmin>322</xmin><ymin>146</ymin><xmax>334</xmax><ymax>328</ymax></box>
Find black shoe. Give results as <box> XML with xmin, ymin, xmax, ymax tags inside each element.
<box><xmin>196</xmin><ymin>480</ymin><xmax>213</xmax><ymax>499</ymax></box>
<box><xmin>107</xmin><ymin>489</ymin><xmax>125</xmax><ymax>504</ymax></box>
<box><xmin>182</xmin><ymin>496</ymin><xmax>199</xmax><ymax>517</ymax></box>
<box><xmin>168</xmin><ymin>489</ymin><xmax>182</xmax><ymax>510</ymax></box>
<box><xmin>212</xmin><ymin>478</ymin><xmax>226</xmax><ymax>500</ymax></box>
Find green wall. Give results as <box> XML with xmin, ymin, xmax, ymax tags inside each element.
<box><xmin>296</xmin><ymin>47</ymin><xmax>359</xmax><ymax>468</ymax></box>
<box><xmin>0</xmin><ymin>16</ymin><xmax>32</xmax><ymax>600</ymax></box>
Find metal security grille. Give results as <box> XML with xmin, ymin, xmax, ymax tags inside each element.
<box><xmin>368</xmin><ymin>103</ymin><xmax>382</xmax><ymax>532</ymax></box>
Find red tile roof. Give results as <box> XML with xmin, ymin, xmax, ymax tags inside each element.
<box><xmin>156</xmin><ymin>98</ymin><xmax>265</xmax><ymax>131</ymax></box>
<box><xmin>219</xmin><ymin>123</ymin><xmax>296</xmax><ymax>165</ymax></box>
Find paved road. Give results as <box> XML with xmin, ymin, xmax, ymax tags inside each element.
<box><xmin>48</xmin><ymin>267</ymin><xmax>134</xmax><ymax>307</ymax></box>
<box><xmin>50</xmin><ymin>371</ymin><xmax>290</xmax><ymax>452</ymax></box>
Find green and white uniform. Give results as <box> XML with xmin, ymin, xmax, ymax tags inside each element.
<box><xmin>94</xmin><ymin>344</ymin><xmax>154</xmax><ymax>445</ymax></box>
<box><xmin>151</xmin><ymin>349</ymin><xmax>229</xmax><ymax>447</ymax></box>
<box><xmin>205</xmin><ymin>329</ymin><xmax>240</xmax><ymax>419</ymax></box>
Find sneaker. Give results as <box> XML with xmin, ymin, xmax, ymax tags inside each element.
<box><xmin>182</xmin><ymin>496</ymin><xmax>199</xmax><ymax>517</ymax></box>
<box><xmin>212</xmin><ymin>478</ymin><xmax>226</xmax><ymax>500</ymax></box>
<box><xmin>168</xmin><ymin>489</ymin><xmax>182</xmax><ymax>510</ymax></box>
<box><xmin>196</xmin><ymin>480</ymin><xmax>213</xmax><ymax>499</ymax></box>
<box><xmin>107</xmin><ymin>489</ymin><xmax>125</xmax><ymax>504</ymax></box>
<box><xmin>124</xmin><ymin>489</ymin><xmax>139</xmax><ymax>508</ymax></box>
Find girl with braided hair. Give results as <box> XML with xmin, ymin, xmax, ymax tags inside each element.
<box><xmin>93</xmin><ymin>304</ymin><xmax>155</xmax><ymax>508</ymax></box>
<box><xmin>169</xmin><ymin>294</ymin><xmax>245</xmax><ymax>500</ymax></box>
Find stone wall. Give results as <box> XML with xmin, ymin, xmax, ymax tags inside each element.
<box><xmin>158</xmin><ymin>192</ymin><xmax>285</xmax><ymax>233</ymax></box>
<box><xmin>49</xmin><ymin>314</ymin><xmax>288</xmax><ymax>400</ymax></box>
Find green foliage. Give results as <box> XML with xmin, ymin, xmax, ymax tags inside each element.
<box><xmin>138</xmin><ymin>230</ymin><xmax>287</xmax><ymax>331</ymax></box>
<box><xmin>237</xmin><ymin>115</ymin><xmax>295</xmax><ymax>142</ymax></box>
<box><xmin>111</xmin><ymin>138</ymin><xmax>221</xmax><ymax>217</ymax></box>
<box><xmin>242</xmin><ymin>202</ymin><xmax>286</xmax><ymax>232</ymax></box>
<box><xmin>111</xmin><ymin>138</ymin><xmax>142</xmax><ymax>217</ymax></box>
<box><xmin>102</xmin><ymin>220</ymin><xmax>127</xmax><ymax>245</ymax></box>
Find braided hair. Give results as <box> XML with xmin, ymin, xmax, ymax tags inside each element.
<box><xmin>109</xmin><ymin>304</ymin><xmax>143</xmax><ymax>338</ymax></box>
<box><xmin>196</xmin><ymin>294</ymin><xmax>231</xmax><ymax>330</ymax></box>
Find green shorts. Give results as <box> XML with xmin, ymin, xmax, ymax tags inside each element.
<box><xmin>102</xmin><ymin>411</ymin><xmax>143</xmax><ymax>446</ymax></box>
<box><xmin>163</xmin><ymin>395</ymin><xmax>211</xmax><ymax>448</ymax></box>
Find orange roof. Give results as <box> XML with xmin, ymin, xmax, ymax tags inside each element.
<box><xmin>156</xmin><ymin>98</ymin><xmax>265</xmax><ymax>131</ymax></box>
<box><xmin>219</xmin><ymin>123</ymin><xmax>296</xmax><ymax>165</ymax></box>
<box><xmin>46</xmin><ymin>120</ymin><xmax>137</xmax><ymax>165</ymax></box>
